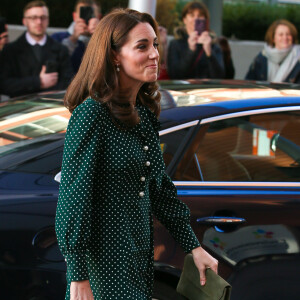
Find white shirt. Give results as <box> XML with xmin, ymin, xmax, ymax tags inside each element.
<box><xmin>25</xmin><ymin>32</ymin><xmax>47</xmax><ymax>46</ymax></box>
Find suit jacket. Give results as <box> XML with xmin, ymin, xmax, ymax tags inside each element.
<box><xmin>55</xmin><ymin>98</ymin><xmax>200</xmax><ymax>299</ymax></box>
<box><xmin>51</xmin><ymin>31</ymin><xmax>86</xmax><ymax>73</ymax></box>
<box><xmin>245</xmin><ymin>51</ymin><xmax>300</xmax><ymax>83</ymax></box>
<box><xmin>0</xmin><ymin>32</ymin><xmax>73</xmax><ymax>97</ymax></box>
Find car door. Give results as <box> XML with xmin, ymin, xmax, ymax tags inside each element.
<box><xmin>156</xmin><ymin>106</ymin><xmax>300</xmax><ymax>300</ymax></box>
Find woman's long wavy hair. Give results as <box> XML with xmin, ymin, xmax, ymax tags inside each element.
<box><xmin>64</xmin><ymin>8</ymin><xmax>161</xmax><ymax>127</ymax></box>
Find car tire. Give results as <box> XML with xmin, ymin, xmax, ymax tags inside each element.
<box><xmin>229</xmin><ymin>258</ymin><xmax>300</xmax><ymax>300</ymax></box>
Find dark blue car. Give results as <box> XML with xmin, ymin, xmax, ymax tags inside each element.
<box><xmin>1</xmin><ymin>80</ymin><xmax>300</xmax><ymax>300</ymax></box>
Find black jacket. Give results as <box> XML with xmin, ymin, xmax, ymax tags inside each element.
<box><xmin>245</xmin><ymin>51</ymin><xmax>300</xmax><ymax>83</ymax></box>
<box><xmin>0</xmin><ymin>33</ymin><xmax>73</xmax><ymax>97</ymax></box>
<box><xmin>167</xmin><ymin>29</ymin><xmax>225</xmax><ymax>80</ymax></box>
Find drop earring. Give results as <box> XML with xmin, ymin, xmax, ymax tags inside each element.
<box><xmin>116</xmin><ymin>64</ymin><xmax>120</xmax><ymax>72</ymax></box>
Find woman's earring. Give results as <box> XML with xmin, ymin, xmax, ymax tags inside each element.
<box><xmin>116</xmin><ymin>64</ymin><xmax>120</xmax><ymax>72</ymax></box>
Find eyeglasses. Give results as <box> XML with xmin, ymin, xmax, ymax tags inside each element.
<box><xmin>24</xmin><ymin>15</ymin><xmax>49</xmax><ymax>22</ymax></box>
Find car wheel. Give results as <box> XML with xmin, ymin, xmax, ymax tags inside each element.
<box><xmin>152</xmin><ymin>280</ymin><xmax>185</xmax><ymax>300</ymax></box>
<box><xmin>230</xmin><ymin>258</ymin><xmax>300</xmax><ymax>300</ymax></box>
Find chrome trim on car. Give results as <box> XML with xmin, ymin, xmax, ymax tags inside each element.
<box><xmin>174</xmin><ymin>181</ymin><xmax>300</xmax><ymax>187</ymax></box>
<box><xmin>54</xmin><ymin>172</ymin><xmax>61</xmax><ymax>183</ymax></box>
<box><xmin>159</xmin><ymin>107</ymin><xmax>300</xmax><ymax>136</ymax></box>
<box><xmin>200</xmin><ymin>106</ymin><xmax>300</xmax><ymax>124</ymax></box>
<box><xmin>159</xmin><ymin>120</ymin><xmax>199</xmax><ymax>136</ymax></box>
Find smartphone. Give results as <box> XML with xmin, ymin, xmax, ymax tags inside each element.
<box><xmin>80</xmin><ymin>6</ymin><xmax>95</xmax><ymax>25</ymax></box>
<box><xmin>45</xmin><ymin>60</ymin><xmax>58</xmax><ymax>73</ymax></box>
<box><xmin>195</xmin><ymin>19</ymin><xmax>206</xmax><ymax>35</ymax></box>
<box><xmin>0</xmin><ymin>17</ymin><xmax>6</xmax><ymax>34</ymax></box>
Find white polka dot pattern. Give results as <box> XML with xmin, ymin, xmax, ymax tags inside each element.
<box><xmin>55</xmin><ymin>98</ymin><xmax>200</xmax><ymax>299</ymax></box>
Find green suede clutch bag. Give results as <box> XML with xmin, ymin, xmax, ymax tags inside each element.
<box><xmin>176</xmin><ymin>254</ymin><xmax>232</xmax><ymax>300</ymax></box>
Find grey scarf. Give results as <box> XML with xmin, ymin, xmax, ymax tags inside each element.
<box><xmin>263</xmin><ymin>44</ymin><xmax>300</xmax><ymax>82</ymax></box>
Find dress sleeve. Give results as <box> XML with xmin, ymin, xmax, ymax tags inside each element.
<box><xmin>55</xmin><ymin>100</ymin><xmax>102</xmax><ymax>281</ymax></box>
<box><xmin>149</xmin><ymin>173</ymin><xmax>201</xmax><ymax>253</ymax></box>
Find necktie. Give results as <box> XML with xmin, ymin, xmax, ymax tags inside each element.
<box><xmin>32</xmin><ymin>44</ymin><xmax>42</xmax><ymax>62</ymax></box>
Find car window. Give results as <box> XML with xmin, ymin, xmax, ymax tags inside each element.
<box><xmin>175</xmin><ymin>111</ymin><xmax>300</xmax><ymax>182</ymax></box>
<box><xmin>0</xmin><ymin>98</ymin><xmax>69</xmax><ymax>174</ymax></box>
<box><xmin>160</xmin><ymin>125</ymin><xmax>196</xmax><ymax>169</ymax></box>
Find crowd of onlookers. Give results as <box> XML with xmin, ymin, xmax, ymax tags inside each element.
<box><xmin>0</xmin><ymin>0</ymin><xmax>101</xmax><ymax>99</ymax></box>
<box><xmin>1</xmin><ymin>0</ymin><xmax>300</xmax><ymax>100</ymax></box>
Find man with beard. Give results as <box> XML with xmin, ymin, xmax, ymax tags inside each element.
<box><xmin>0</xmin><ymin>1</ymin><xmax>72</xmax><ymax>98</ymax></box>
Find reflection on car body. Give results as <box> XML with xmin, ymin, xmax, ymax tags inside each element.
<box><xmin>203</xmin><ymin>224</ymin><xmax>299</xmax><ymax>265</ymax></box>
<box><xmin>1</xmin><ymin>80</ymin><xmax>300</xmax><ymax>300</ymax></box>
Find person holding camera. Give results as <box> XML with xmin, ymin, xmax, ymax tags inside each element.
<box><xmin>245</xmin><ymin>19</ymin><xmax>300</xmax><ymax>83</ymax></box>
<box><xmin>0</xmin><ymin>1</ymin><xmax>72</xmax><ymax>98</ymax></box>
<box><xmin>52</xmin><ymin>0</ymin><xmax>101</xmax><ymax>73</ymax></box>
<box><xmin>167</xmin><ymin>1</ymin><xmax>225</xmax><ymax>80</ymax></box>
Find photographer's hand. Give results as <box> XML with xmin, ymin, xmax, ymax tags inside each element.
<box><xmin>187</xmin><ymin>31</ymin><xmax>199</xmax><ymax>52</ymax></box>
<box><xmin>197</xmin><ymin>31</ymin><xmax>212</xmax><ymax>57</ymax></box>
<box><xmin>88</xmin><ymin>18</ymin><xmax>99</xmax><ymax>35</ymax></box>
<box><xmin>70</xmin><ymin>18</ymin><xmax>87</xmax><ymax>43</ymax></box>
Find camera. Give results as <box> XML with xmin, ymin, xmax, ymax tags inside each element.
<box><xmin>80</xmin><ymin>6</ymin><xmax>95</xmax><ymax>25</ymax></box>
<box><xmin>194</xmin><ymin>19</ymin><xmax>206</xmax><ymax>35</ymax></box>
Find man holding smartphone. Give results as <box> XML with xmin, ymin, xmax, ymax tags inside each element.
<box><xmin>52</xmin><ymin>0</ymin><xmax>101</xmax><ymax>73</ymax></box>
<box><xmin>0</xmin><ymin>1</ymin><xmax>72</xmax><ymax>98</ymax></box>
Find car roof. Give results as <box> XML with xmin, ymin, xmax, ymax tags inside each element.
<box><xmin>2</xmin><ymin>80</ymin><xmax>300</xmax><ymax>130</ymax></box>
<box><xmin>159</xmin><ymin>80</ymin><xmax>300</xmax><ymax>129</ymax></box>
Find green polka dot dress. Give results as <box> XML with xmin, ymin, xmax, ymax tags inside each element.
<box><xmin>55</xmin><ymin>98</ymin><xmax>200</xmax><ymax>300</ymax></box>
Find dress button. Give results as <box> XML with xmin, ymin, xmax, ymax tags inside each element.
<box><xmin>139</xmin><ymin>191</ymin><xmax>145</xmax><ymax>197</ymax></box>
<box><xmin>143</xmin><ymin>145</ymin><xmax>149</xmax><ymax>151</ymax></box>
<box><xmin>140</xmin><ymin>176</ymin><xmax>145</xmax><ymax>182</ymax></box>
<box><xmin>145</xmin><ymin>161</ymin><xmax>150</xmax><ymax>166</ymax></box>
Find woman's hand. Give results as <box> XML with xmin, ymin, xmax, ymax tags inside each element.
<box><xmin>197</xmin><ymin>31</ymin><xmax>212</xmax><ymax>57</ymax></box>
<box><xmin>192</xmin><ymin>246</ymin><xmax>218</xmax><ymax>286</ymax></box>
<box><xmin>187</xmin><ymin>31</ymin><xmax>199</xmax><ymax>52</ymax></box>
<box><xmin>70</xmin><ymin>280</ymin><xmax>94</xmax><ymax>300</ymax></box>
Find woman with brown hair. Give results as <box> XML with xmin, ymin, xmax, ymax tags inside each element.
<box><xmin>246</xmin><ymin>19</ymin><xmax>300</xmax><ymax>83</ymax></box>
<box><xmin>55</xmin><ymin>8</ymin><xmax>218</xmax><ymax>300</ymax></box>
<box><xmin>167</xmin><ymin>1</ymin><xmax>225</xmax><ymax>80</ymax></box>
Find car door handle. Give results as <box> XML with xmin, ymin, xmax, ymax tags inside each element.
<box><xmin>197</xmin><ymin>216</ymin><xmax>246</xmax><ymax>225</ymax></box>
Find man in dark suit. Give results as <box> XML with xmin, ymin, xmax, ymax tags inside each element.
<box><xmin>0</xmin><ymin>1</ymin><xmax>72</xmax><ymax>98</ymax></box>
